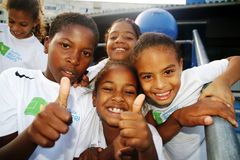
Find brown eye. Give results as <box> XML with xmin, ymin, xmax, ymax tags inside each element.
<box><xmin>61</xmin><ymin>43</ymin><xmax>70</xmax><ymax>49</ymax></box>
<box><xmin>82</xmin><ymin>50</ymin><xmax>92</xmax><ymax>57</ymax></box>
<box><xmin>102</xmin><ymin>87</ymin><xmax>113</xmax><ymax>93</ymax></box>
<box><xmin>164</xmin><ymin>69</ymin><xmax>174</xmax><ymax>75</ymax></box>
<box><xmin>142</xmin><ymin>74</ymin><xmax>152</xmax><ymax>81</ymax></box>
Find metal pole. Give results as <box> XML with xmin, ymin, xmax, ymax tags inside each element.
<box><xmin>192</xmin><ymin>29</ymin><xmax>240</xmax><ymax>160</ymax></box>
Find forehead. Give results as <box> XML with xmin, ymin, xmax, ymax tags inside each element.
<box><xmin>101</xmin><ymin>65</ymin><xmax>137</xmax><ymax>83</ymax></box>
<box><xmin>8</xmin><ymin>9</ymin><xmax>33</xmax><ymax>21</ymax></box>
<box><xmin>136</xmin><ymin>45</ymin><xmax>179</xmax><ymax>69</ymax></box>
<box><xmin>109</xmin><ymin>21</ymin><xmax>135</xmax><ymax>35</ymax></box>
<box><xmin>55</xmin><ymin>24</ymin><xmax>96</xmax><ymax>48</ymax></box>
<box><xmin>138</xmin><ymin>45</ymin><xmax>177</xmax><ymax>60</ymax></box>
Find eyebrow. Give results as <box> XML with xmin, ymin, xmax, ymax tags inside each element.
<box><xmin>139</xmin><ymin>64</ymin><xmax>176</xmax><ymax>76</ymax></box>
<box><xmin>101</xmin><ymin>80</ymin><xmax>137</xmax><ymax>87</ymax></box>
<box><xmin>109</xmin><ymin>31</ymin><xmax>136</xmax><ymax>36</ymax></box>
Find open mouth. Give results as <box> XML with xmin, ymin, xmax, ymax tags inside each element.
<box><xmin>114</xmin><ymin>47</ymin><xmax>127</xmax><ymax>53</ymax></box>
<box><xmin>108</xmin><ymin>107</ymin><xmax>124</xmax><ymax>113</ymax></box>
<box><xmin>154</xmin><ymin>91</ymin><xmax>171</xmax><ymax>100</ymax></box>
<box><xmin>62</xmin><ymin>70</ymin><xmax>77</xmax><ymax>80</ymax></box>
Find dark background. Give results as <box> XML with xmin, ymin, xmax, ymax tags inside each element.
<box><xmin>91</xmin><ymin>2</ymin><xmax>240</xmax><ymax>67</ymax></box>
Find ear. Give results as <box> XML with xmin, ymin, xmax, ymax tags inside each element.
<box><xmin>44</xmin><ymin>36</ymin><xmax>50</xmax><ymax>54</ymax></box>
<box><xmin>92</xmin><ymin>91</ymin><xmax>97</xmax><ymax>107</ymax></box>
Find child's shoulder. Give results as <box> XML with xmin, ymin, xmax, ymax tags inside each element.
<box><xmin>0</xmin><ymin>23</ymin><xmax>8</xmax><ymax>33</ymax></box>
<box><xmin>1</xmin><ymin>67</ymin><xmax>41</xmax><ymax>80</ymax></box>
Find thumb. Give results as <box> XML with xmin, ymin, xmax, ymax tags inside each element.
<box><xmin>56</xmin><ymin>77</ymin><xmax>70</xmax><ymax>108</ymax></box>
<box><xmin>132</xmin><ymin>94</ymin><xmax>145</xmax><ymax>113</ymax></box>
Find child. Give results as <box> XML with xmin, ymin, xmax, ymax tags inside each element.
<box><xmin>87</xmin><ymin>18</ymin><xmax>141</xmax><ymax>83</ymax></box>
<box><xmin>79</xmin><ymin>60</ymin><xmax>164</xmax><ymax>160</ymax></box>
<box><xmin>130</xmin><ymin>32</ymin><xmax>240</xmax><ymax>160</ymax></box>
<box><xmin>0</xmin><ymin>0</ymin><xmax>47</xmax><ymax>72</ymax></box>
<box><xmin>0</xmin><ymin>12</ymin><xmax>100</xmax><ymax>159</ymax></box>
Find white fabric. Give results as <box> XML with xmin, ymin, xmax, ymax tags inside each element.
<box><xmin>144</xmin><ymin>59</ymin><xmax>229</xmax><ymax>160</ymax></box>
<box><xmin>0</xmin><ymin>23</ymin><xmax>47</xmax><ymax>73</ymax></box>
<box><xmin>0</xmin><ymin>67</ymin><xmax>96</xmax><ymax>160</ymax></box>
<box><xmin>81</xmin><ymin>94</ymin><xmax>165</xmax><ymax>160</ymax></box>
<box><xmin>87</xmin><ymin>58</ymin><xmax>108</xmax><ymax>81</ymax></box>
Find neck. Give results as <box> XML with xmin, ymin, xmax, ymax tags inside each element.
<box><xmin>102</xmin><ymin>121</ymin><xmax>120</xmax><ymax>146</ymax></box>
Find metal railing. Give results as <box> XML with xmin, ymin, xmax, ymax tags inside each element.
<box><xmin>192</xmin><ymin>29</ymin><xmax>240</xmax><ymax>160</ymax></box>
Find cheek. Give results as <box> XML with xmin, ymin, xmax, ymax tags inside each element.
<box><xmin>169</xmin><ymin>77</ymin><xmax>181</xmax><ymax>92</ymax></box>
<box><xmin>126</xmin><ymin>98</ymin><xmax>136</xmax><ymax>111</ymax></box>
<box><xmin>80</xmin><ymin>58</ymin><xmax>92</xmax><ymax>70</ymax></box>
<box><xmin>129</xmin><ymin>42</ymin><xmax>136</xmax><ymax>50</ymax></box>
<box><xmin>139</xmin><ymin>80</ymin><xmax>151</xmax><ymax>91</ymax></box>
<box><xmin>106</xmin><ymin>41</ymin><xmax>113</xmax><ymax>51</ymax></box>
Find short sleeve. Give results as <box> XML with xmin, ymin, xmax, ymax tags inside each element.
<box><xmin>0</xmin><ymin>69</ymin><xmax>18</xmax><ymax>136</ymax></box>
<box><xmin>148</xmin><ymin>123</ymin><xmax>165</xmax><ymax>160</ymax></box>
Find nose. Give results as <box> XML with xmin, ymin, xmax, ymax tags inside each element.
<box><xmin>153</xmin><ymin>76</ymin><xmax>166</xmax><ymax>90</ymax></box>
<box><xmin>67</xmin><ymin>51</ymin><xmax>80</xmax><ymax>66</ymax></box>
<box><xmin>112</xmin><ymin>91</ymin><xmax>124</xmax><ymax>103</ymax></box>
<box><xmin>115</xmin><ymin>34</ymin><xmax>125</xmax><ymax>43</ymax></box>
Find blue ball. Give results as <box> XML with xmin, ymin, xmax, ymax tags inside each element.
<box><xmin>135</xmin><ymin>8</ymin><xmax>178</xmax><ymax>40</ymax></box>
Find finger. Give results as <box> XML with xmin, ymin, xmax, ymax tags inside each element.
<box><xmin>198</xmin><ymin>92</ymin><xmax>207</xmax><ymax>101</ymax></box>
<box><xmin>132</xmin><ymin>94</ymin><xmax>145</xmax><ymax>113</ymax></box>
<box><xmin>120</xmin><ymin>146</ymin><xmax>134</xmax><ymax>156</ymax></box>
<box><xmin>28</xmin><ymin>126</ymin><xmax>55</xmax><ymax>147</ymax></box>
<box><xmin>57</xmin><ymin>77</ymin><xmax>70</xmax><ymax>108</ymax></box>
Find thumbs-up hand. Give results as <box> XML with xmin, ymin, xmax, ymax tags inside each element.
<box><xmin>131</xmin><ymin>94</ymin><xmax>145</xmax><ymax>113</ymax></box>
<box><xmin>27</xmin><ymin>77</ymin><xmax>72</xmax><ymax>147</ymax></box>
<box><xmin>56</xmin><ymin>77</ymin><xmax>70</xmax><ymax>108</ymax></box>
<box><xmin>118</xmin><ymin>94</ymin><xmax>153</xmax><ymax>152</ymax></box>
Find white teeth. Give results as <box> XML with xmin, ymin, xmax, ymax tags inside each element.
<box><xmin>115</xmin><ymin>48</ymin><xmax>125</xmax><ymax>51</ymax></box>
<box><xmin>156</xmin><ymin>91</ymin><xmax>170</xmax><ymax>96</ymax></box>
<box><xmin>65</xmin><ymin>71</ymin><xmax>73</xmax><ymax>75</ymax></box>
<box><xmin>108</xmin><ymin>108</ymin><xmax>123</xmax><ymax>113</ymax></box>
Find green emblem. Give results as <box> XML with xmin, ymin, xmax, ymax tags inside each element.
<box><xmin>24</xmin><ymin>97</ymin><xmax>48</xmax><ymax>116</ymax></box>
<box><xmin>152</xmin><ymin>110</ymin><xmax>164</xmax><ymax>125</ymax></box>
<box><xmin>0</xmin><ymin>42</ymin><xmax>10</xmax><ymax>56</ymax></box>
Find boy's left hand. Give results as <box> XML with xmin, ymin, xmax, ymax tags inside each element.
<box><xmin>73</xmin><ymin>74</ymin><xmax>89</xmax><ymax>88</ymax></box>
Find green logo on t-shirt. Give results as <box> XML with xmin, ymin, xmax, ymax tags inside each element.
<box><xmin>24</xmin><ymin>97</ymin><xmax>48</xmax><ymax>116</ymax></box>
<box><xmin>152</xmin><ymin>110</ymin><xmax>164</xmax><ymax>125</ymax></box>
<box><xmin>0</xmin><ymin>42</ymin><xmax>10</xmax><ymax>56</ymax></box>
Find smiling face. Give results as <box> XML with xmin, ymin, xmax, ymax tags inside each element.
<box><xmin>44</xmin><ymin>24</ymin><xmax>96</xmax><ymax>84</ymax></box>
<box><xmin>8</xmin><ymin>9</ymin><xmax>38</xmax><ymax>39</ymax></box>
<box><xmin>135</xmin><ymin>45</ymin><xmax>183</xmax><ymax>108</ymax></box>
<box><xmin>106</xmin><ymin>21</ymin><xmax>138</xmax><ymax>60</ymax></box>
<box><xmin>93</xmin><ymin>65</ymin><xmax>138</xmax><ymax>127</ymax></box>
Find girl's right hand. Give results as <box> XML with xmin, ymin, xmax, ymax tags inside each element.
<box><xmin>174</xmin><ymin>97</ymin><xmax>238</xmax><ymax>128</ymax></box>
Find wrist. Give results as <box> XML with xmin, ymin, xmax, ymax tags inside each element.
<box><xmin>138</xmin><ymin>143</ymin><xmax>158</xmax><ymax>160</ymax></box>
<box><xmin>172</xmin><ymin>109</ymin><xmax>183</xmax><ymax>129</ymax></box>
<box><xmin>98</xmin><ymin>144</ymin><xmax>115</xmax><ymax>160</ymax></box>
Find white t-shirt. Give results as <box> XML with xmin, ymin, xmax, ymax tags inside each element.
<box><xmin>87</xmin><ymin>58</ymin><xmax>108</xmax><ymax>80</ymax></box>
<box><xmin>0</xmin><ymin>23</ymin><xmax>47</xmax><ymax>73</ymax></box>
<box><xmin>0</xmin><ymin>67</ymin><xmax>96</xmax><ymax>160</ymax></box>
<box><xmin>77</xmin><ymin>93</ymin><xmax>165</xmax><ymax>160</ymax></box>
<box><xmin>144</xmin><ymin>59</ymin><xmax>229</xmax><ymax>160</ymax></box>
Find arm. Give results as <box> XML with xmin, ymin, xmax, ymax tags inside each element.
<box><xmin>0</xmin><ymin>77</ymin><xmax>72</xmax><ymax>159</ymax></box>
<box><xmin>0</xmin><ymin>131</ymin><xmax>37</xmax><ymax>160</ymax></box>
<box><xmin>154</xmin><ymin>97</ymin><xmax>237</xmax><ymax>144</ymax></box>
<box><xmin>0</xmin><ymin>102</ymin><xmax>72</xmax><ymax>159</ymax></box>
<box><xmin>199</xmin><ymin>56</ymin><xmax>240</xmax><ymax>106</ymax></box>
<box><xmin>77</xmin><ymin>134</ymin><xmax>131</xmax><ymax>160</ymax></box>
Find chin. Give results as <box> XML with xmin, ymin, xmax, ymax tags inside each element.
<box><xmin>147</xmin><ymin>97</ymin><xmax>171</xmax><ymax>108</ymax></box>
